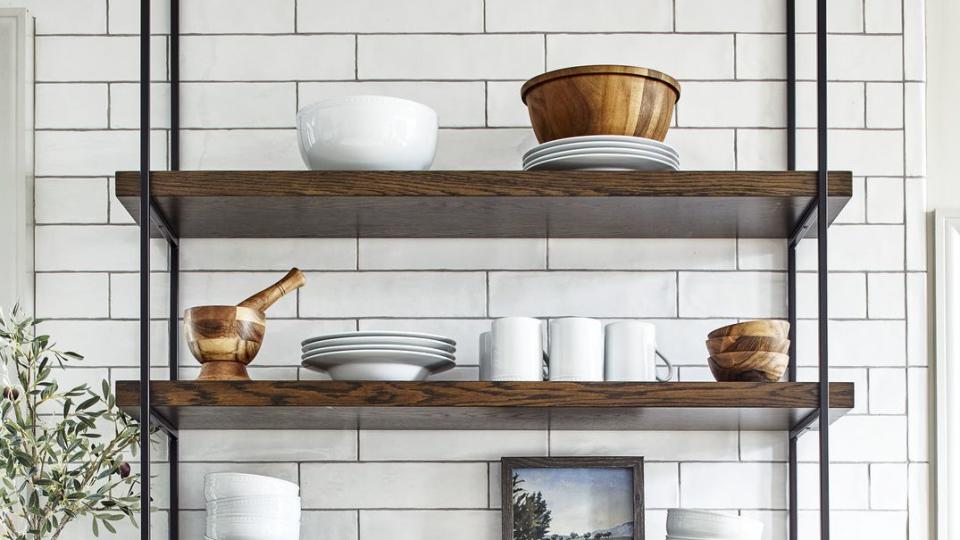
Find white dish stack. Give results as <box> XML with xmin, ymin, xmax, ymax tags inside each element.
<box><xmin>301</xmin><ymin>331</ymin><xmax>457</xmax><ymax>380</ymax></box>
<box><xmin>522</xmin><ymin>135</ymin><xmax>680</xmax><ymax>171</ymax></box>
<box><xmin>204</xmin><ymin>473</ymin><xmax>301</xmax><ymax>540</ymax></box>
<box><xmin>666</xmin><ymin>509</ymin><xmax>763</xmax><ymax>540</ymax></box>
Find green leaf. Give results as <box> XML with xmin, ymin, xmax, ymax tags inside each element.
<box><xmin>92</xmin><ymin>516</ymin><xmax>99</xmax><ymax>537</ymax></box>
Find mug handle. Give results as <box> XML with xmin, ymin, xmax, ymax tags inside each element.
<box><xmin>655</xmin><ymin>350</ymin><xmax>675</xmax><ymax>382</ymax></box>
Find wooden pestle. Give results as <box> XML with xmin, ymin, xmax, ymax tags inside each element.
<box><xmin>237</xmin><ymin>268</ymin><xmax>306</xmax><ymax>313</ymax></box>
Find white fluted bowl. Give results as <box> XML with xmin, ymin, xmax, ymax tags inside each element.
<box><xmin>205</xmin><ymin>515</ymin><xmax>299</xmax><ymax>540</ymax></box>
<box><xmin>204</xmin><ymin>473</ymin><xmax>299</xmax><ymax>502</ymax></box>
<box><xmin>666</xmin><ymin>509</ymin><xmax>763</xmax><ymax>540</ymax></box>
<box><xmin>206</xmin><ymin>495</ymin><xmax>301</xmax><ymax>521</ymax></box>
<box><xmin>296</xmin><ymin>95</ymin><xmax>438</xmax><ymax>170</ymax></box>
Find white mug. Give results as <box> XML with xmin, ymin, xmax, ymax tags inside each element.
<box><xmin>604</xmin><ymin>321</ymin><xmax>674</xmax><ymax>381</ymax></box>
<box><xmin>489</xmin><ymin>317</ymin><xmax>543</xmax><ymax>381</ymax></box>
<box><xmin>548</xmin><ymin>318</ymin><xmax>603</xmax><ymax>381</ymax></box>
<box><xmin>478</xmin><ymin>331</ymin><xmax>492</xmax><ymax>380</ymax></box>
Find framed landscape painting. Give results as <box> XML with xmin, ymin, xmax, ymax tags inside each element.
<box><xmin>501</xmin><ymin>457</ymin><xmax>644</xmax><ymax>540</ymax></box>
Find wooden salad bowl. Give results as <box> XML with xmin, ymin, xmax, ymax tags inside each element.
<box><xmin>708</xmin><ymin>351</ymin><xmax>789</xmax><ymax>383</ymax></box>
<box><xmin>707</xmin><ymin>320</ymin><xmax>790</xmax><ymax>340</ymax></box>
<box><xmin>521</xmin><ymin>64</ymin><xmax>681</xmax><ymax>143</ymax></box>
<box><xmin>705</xmin><ymin>336</ymin><xmax>790</xmax><ymax>356</ymax></box>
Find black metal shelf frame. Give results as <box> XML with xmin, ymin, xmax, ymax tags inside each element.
<box><xmin>134</xmin><ymin>0</ymin><xmax>832</xmax><ymax>538</ymax></box>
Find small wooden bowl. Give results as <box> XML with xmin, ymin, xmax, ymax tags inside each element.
<box><xmin>708</xmin><ymin>351</ymin><xmax>789</xmax><ymax>382</ymax></box>
<box><xmin>184</xmin><ymin>305</ymin><xmax>266</xmax><ymax>381</ymax></box>
<box><xmin>707</xmin><ymin>320</ymin><xmax>790</xmax><ymax>340</ymax></box>
<box><xmin>705</xmin><ymin>336</ymin><xmax>790</xmax><ymax>356</ymax></box>
<box><xmin>521</xmin><ymin>65</ymin><xmax>681</xmax><ymax>143</ymax></box>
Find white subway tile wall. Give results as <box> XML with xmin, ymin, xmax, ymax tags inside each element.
<box><xmin>20</xmin><ymin>0</ymin><xmax>926</xmax><ymax>539</ymax></box>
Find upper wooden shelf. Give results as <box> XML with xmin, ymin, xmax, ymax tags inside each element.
<box><xmin>115</xmin><ymin>170</ymin><xmax>852</xmax><ymax>238</ymax></box>
<box><xmin>116</xmin><ymin>380</ymin><xmax>854</xmax><ymax>431</ymax></box>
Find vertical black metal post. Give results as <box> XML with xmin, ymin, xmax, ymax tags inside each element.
<box><xmin>786</xmin><ymin>0</ymin><xmax>796</xmax><ymax>171</ymax></box>
<box><xmin>785</xmin><ymin>1</ymin><xmax>799</xmax><ymax>539</ymax></box>
<box><xmin>138</xmin><ymin>0</ymin><xmax>151</xmax><ymax>538</ymax></box>
<box><xmin>167</xmin><ymin>1</ymin><xmax>180</xmax><ymax>539</ymax></box>
<box><xmin>816</xmin><ymin>0</ymin><xmax>831</xmax><ymax>537</ymax></box>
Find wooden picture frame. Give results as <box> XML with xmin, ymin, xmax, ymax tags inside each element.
<box><xmin>501</xmin><ymin>457</ymin><xmax>644</xmax><ymax>540</ymax></box>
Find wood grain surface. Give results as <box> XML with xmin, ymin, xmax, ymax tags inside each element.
<box><xmin>115</xmin><ymin>170</ymin><xmax>852</xmax><ymax>238</ymax></box>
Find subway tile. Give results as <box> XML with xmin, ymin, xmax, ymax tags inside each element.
<box><xmin>906</xmin><ymin>273</ymin><xmax>927</xmax><ymax>366</ymax></box>
<box><xmin>635</xmin><ymin>318</ymin><xmax>736</xmax><ymax>367</ymax></box>
<box><xmin>796</xmin><ymin>225</ymin><xmax>904</xmax><ymax>271</ymax></box>
<box><xmin>360</xmin><ymin>510</ymin><xmax>498</xmax><ymax>540</ymax></box>
<box><xmin>646</xmin><ymin>510</ymin><xmax>669</xmax><ymax>540</ymax></box>
<box><xmin>797</xmin><ymin>34</ymin><xmax>903</xmax><ymax>81</ymax></box>
<box><xmin>867</xmin><ymin>178</ymin><xmax>905</xmax><ymax>224</ymax></box>
<box><xmin>36</xmin><ymin>225</ymin><xmax>168</xmax><ymax>271</ymax></box>
<box><xmin>35</xmin><ymin>272</ymin><xmax>109</xmax><ymax>319</ymax></box>
<box><xmin>178</xmin><ymin>430</ymin><xmax>356</xmax><ymax>461</ymax></box>
<box><xmin>905</xmin><ymin>83</ymin><xmax>926</xmax><ymax>177</ymax></box>
<box><xmin>868</xmin><ymin>272</ymin><xmax>906</xmax><ymax>319</ymax></box>
<box><xmin>796</xmin><ymin>0</ymin><xmax>865</xmax><ymax>32</ymax></box>
<box><xmin>798</xmin><ymin>463</ymin><xmax>869</xmax><ymax>509</ymax></box>
<box><xmin>6</xmin><ymin>0</ymin><xmax>106</xmax><ymax>34</ymax></box>
<box><xmin>181</xmin><ymin>35</ymin><xmax>355</xmax><ymax>81</ymax></box>
<box><xmin>358</xmin><ymin>319</ymin><xmax>491</xmax><ymax>365</ymax></box>
<box><xmin>108</xmin><ymin>0</ymin><xmax>170</xmax><ymax>34</ymax></box>
<box><xmin>35</xmin><ymin>178</ymin><xmax>108</xmax><ymax>224</ymax></box>
<box><xmin>301</xmin><ymin>272</ymin><xmax>487</xmax><ymax>318</ymax></box>
<box><xmin>740</xmin><ymin>510</ymin><xmax>786</xmax><ymax>540</ymax></box>
<box><xmin>732</xmin><ymin>129</ymin><xmax>782</xmax><ymax>171</ymax></box>
<box><xmin>678</xmin><ymin>83</ymin><xmax>784</xmax><ymax>127</ymax></box>
<box><xmin>433</xmin><ymin>128</ymin><xmax>538</xmax><ymax>170</ymax></box>
<box><xmin>548</xmin><ymin>34</ymin><xmax>734</xmax><ymax>80</ymax></box>
<box><xmin>299</xmin><ymin>0</ymin><xmax>481</xmax><ymax>32</ymax></box>
<box><xmin>35</xmin><ymin>83</ymin><xmax>107</xmax><ymax>129</ymax></box>
<box><xmin>665</xmin><ymin>128</ymin><xmax>736</xmax><ymax>170</ymax></box>
<box><xmin>550</xmin><ymin>431</ymin><xmax>739</xmax><ymax>461</ymax></box>
<box><xmin>549</xmin><ymin>239</ymin><xmax>736</xmax><ymax>270</ymax></box>
<box><xmin>798</xmin><ymin>415</ymin><xmax>906</xmax><ymax>462</ymax></box>
<box><xmin>360</xmin><ymin>431</ymin><xmax>546</xmax><ymax>461</ymax></box>
<box><xmin>796</xmin><ymin>272</ymin><xmax>867</xmax><ymax>319</ymax></box>
<box><xmin>487</xmin><ymin>81</ymin><xmax>530</xmax><ymax>128</ymax></box>
<box><xmin>178</xmin><ymin>462</ymin><xmax>299</xmax><ymax>509</ymax></box>
<box><xmin>903</xmin><ymin>0</ymin><xmax>925</xmax><ymax>80</ymax></box>
<box><xmin>180</xmin><ymin>271</ymin><xmax>299</xmax><ymax>317</ymax></box>
<box><xmin>301</xmin><ymin>463</ymin><xmax>487</xmax><ymax>509</ymax></box>
<box><xmin>798</xmin><ymin>510</ymin><xmax>906</xmax><ymax>540</ymax></box>
<box><xmin>835</xmin><ymin>177</ymin><xmax>867</xmax><ymax>225</ymax></box>
<box><xmin>797</xmin><ymin>367</ymin><xmax>869</xmax><ymax>415</ymax></box>
<box><xmin>908</xmin><ymin>464</ymin><xmax>930</xmax><ymax>540</ymax></box>
<box><xmin>302</xmin><ymin>511</ymin><xmax>359</xmax><ymax>540</ymax></box>
<box><xmin>738</xmin><ymin>239</ymin><xmax>787</xmax><ymax>271</ymax></box>
<box><xmin>679</xmin><ymin>271</ymin><xmax>786</xmax><ymax>318</ymax></box>
<box><xmin>299</xmin><ymin>81</ymin><xmax>486</xmax><ymax>128</ymax></box>
<box><xmin>36</xmin><ymin>130</ymin><xmax>167</xmax><ymax>176</ymax></box>
<box><xmin>796</xmin><ymin>319</ymin><xmax>905</xmax><ymax>367</ymax></box>
<box><xmin>359</xmin><ymin>35</ymin><xmax>543</xmax><ymax>80</ymax></box>
<box><xmin>489</xmin><ymin>463</ymin><xmax>501</xmax><ymax>508</ymax></box>
<box><xmin>428</xmin><ymin>365</ymin><xmax>480</xmax><ymax>381</ymax></box>
<box><xmin>36</xmin><ymin>36</ymin><xmax>166</xmax><ymax>81</ymax></box>
<box><xmin>871</xmin><ymin>463</ymin><xmax>908</xmax><ymax>510</ymax></box>
<box><xmin>870</xmin><ymin>368</ymin><xmax>907</xmax><ymax>414</ymax></box>
<box><xmin>360</xmin><ymin>239</ymin><xmax>545</xmax><ymax>270</ymax></box>
<box><xmin>36</xmin><ymin>319</ymin><xmax>168</xmax><ymax>367</ymax></box>
<box><xmin>908</xmin><ymin>367</ymin><xmax>929</xmax><ymax>462</ymax></box>
<box><xmin>676</xmin><ymin>0</ymin><xmax>783</xmax><ymax>31</ymax></box>
<box><xmin>180</xmin><ymin>129</ymin><xmax>302</xmax><ymax>170</ymax></box>
<box><xmin>904</xmin><ymin>179</ymin><xmax>926</xmax><ymax>271</ymax></box>
<box><xmin>180</xmin><ymin>0</ymin><xmax>294</xmax><ymax>33</ymax></box>
<box><xmin>740</xmin><ymin>431</ymin><xmax>788</xmax><ymax>462</ymax></box>
<box><xmin>644</xmin><ymin>462</ymin><xmax>680</xmax><ymax>509</ymax></box>
<box><xmin>678</xmin><ymin>366</ymin><xmax>715</xmax><ymax>382</ymax></box>
<box><xmin>109</xmin><ymin>272</ymin><xmax>170</xmax><ymax>319</ymax></box>
<box><xmin>796</xmin><ymin>129</ymin><xmax>904</xmax><ymax>177</ymax></box>
<box><xmin>490</xmin><ymin>271</ymin><xmax>676</xmax><ymax>318</ymax></box>
<box><xmin>867</xmin><ymin>83</ymin><xmax>904</xmax><ymax>129</ymax></box>
<box><xmin>797</xmin><ymin>82</ymin><xmax>866</xmax><ymax>129</ymax></box>
<box><xmin>487</xmin><ymin>0</ymin><xmax>672</xmax><ymax>31</ymax></box>
<box><xmin>180</xmin><ymin>82</ymin><xmax>296</xmax><ymax>128</ymax></box>
<box><xmin>681</xmin><ymin>463</ymin><xmax>786</xmax><ymax>509</ymax></box>
<box><xmin>735</xmin><ymin>34</ymin><xmax>784</xmax><ymax>80</ymax></box>
<box><xmin>180</xmin><ymin>238</ymin><xmax>356</xmax><ymax>271</ymax></box>
<box><xmin>109</xmin><ymin>82</ymin><xmax>171</xmax><ymax>129</ymax></box>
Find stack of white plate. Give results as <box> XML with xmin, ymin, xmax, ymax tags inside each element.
<box><xmin>522</xmin><ymin>135</ymin><xmax>679</xmax><ymax>171</ymax></box>
<box><xmin>666</xmin><ymin>509</ymin><xmax>763</xmax><ymax>540</ymax></box>
<box><xmin>204</xmin><ymin>473</ymin><xmax>300</xmax><ymax>540</ymax></box>
<box><xmin>301</xmin><ymin>331</ymin><xmax>456</xmax><ymax>381</ymax></box>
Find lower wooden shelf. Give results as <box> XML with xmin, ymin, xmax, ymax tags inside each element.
<box><xmin>116</xmin><ymin>381</ymin><xmax>854</xmax><ymax>431</ymax></box>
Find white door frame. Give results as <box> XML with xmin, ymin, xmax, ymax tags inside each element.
<box><xmin>936</xmin><ymin>209</ymin><xmax>960</xmax><ymax>539</ymax></box>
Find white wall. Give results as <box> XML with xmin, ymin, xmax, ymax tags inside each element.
<box><xmin>2</xmin><ymin>0</ymin><xmax>930</xmax><ymax>539</ymax></box>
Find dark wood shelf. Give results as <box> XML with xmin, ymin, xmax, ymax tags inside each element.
<box><xmin>117</xmin><ymin>380</ymin><xmax>854</xmax><ymax>431</ymax></box>
<box><xmin>116</xmin><ymin>170</ymin><xmax>852</xmax><ymax>238</ymax></box>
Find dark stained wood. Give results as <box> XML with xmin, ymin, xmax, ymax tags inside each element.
<box><xmin>117</xmin><ymin>380</ymin><xmax>854</xmax><ymax>431</ymax></box>
<box><xmin>501</xmin><ymin>457</ymin><xmax>645</xmax><ymax>540</ymax></box>
<box><xmin>115</xmin><ymin>170</ymin><xmax>852</xmax><ymax>238</ymax></box>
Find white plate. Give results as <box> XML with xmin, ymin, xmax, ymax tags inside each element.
<box><xmin>301</xmin><ymin>330</ymin><xmax>455</xmax><ymax>346</ymax></box>
<box><xmin>301</xmin><ymin>349</ymin><xmax>455</xmax><ymax>381</ymax></box>
<box><xmin>524</xmin><ymin>152</ymin><xmax>678</xmax><ymax>171</ymax></box>
<box><xmin>301</xmin><ymin>335</ymin><xmax>456</xmax><ymax>354</ymax></box>
<box><xmin>523</xmin><ymin>135</ymin><xmax>677</xmax><ymax>160</ymax></box>
<box><xmin>302</xmin><ymin>343</ymin><xmax>455</xmax><ymax>361</ymax></box>
<box><xmin>524</xmin><ymin>139</ymin><xmax>679</xmax><ymax>163</ymax></box>
<box><xmin>524</xmin><ymin>146</ymin><xmax>679</xmax><ymax>169</ymax></box>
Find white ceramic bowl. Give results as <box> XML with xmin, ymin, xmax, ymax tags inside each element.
<box><xmin>205</xmin><ymin>515</ymin><xmax>300</xmax><ymax>540</ymax></box>
<box><xmin>666</xmin><ymin>509</ymin><xmax>763</xmax><ymax>539</ymax></box>
<box><xmin>206</xmin><ymin>495</ymin><xmax>301</xmax><ymax>521</ymax></box>
<box><xmin>204</xmin><ymin>473</ymin><xmax>299</xmax><ymax>502</ymax></box>
<box><xmin>296</xmin><ymin>95</ymin><xmax>438</xmax><ymax>170</ymax></box>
